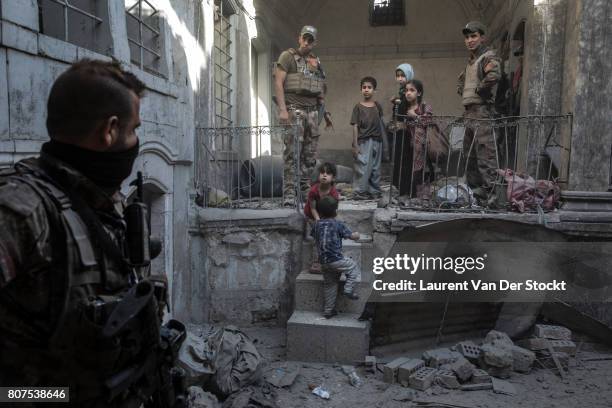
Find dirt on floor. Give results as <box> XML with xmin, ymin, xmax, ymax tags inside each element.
<box><xmin>242</xmin><ymin>327</ymin><xmax>612</xmax><ymax>408</ymax></box>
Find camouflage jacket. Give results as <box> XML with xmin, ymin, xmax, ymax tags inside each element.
<box><xmin>457</xmin><ymin>45</ymin><xmax>502</xmax><ymax>105</ymax></box>
<box><xmin>0</xmin><ymin>152</ymin><xmax>146</xmax><ymax>403</ymax></box>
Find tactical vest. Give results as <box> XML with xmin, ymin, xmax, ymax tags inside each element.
<box><xmin>0</xmin><ymin>159</ymin><xmax>161</xmax><ymax>405</ymax></box>
<box><xmin>283</xmin><ymin>48</ymin><xmax>325</xmax><ymax>96</ymax></box>
<box><xmin>462</xmin><ymin>50</ymin><xmax>497</xmax><ymax>106</ymax></box>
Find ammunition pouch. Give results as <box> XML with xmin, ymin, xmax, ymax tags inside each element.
<box><xmin>284</xmin><ymin>72</ymin><xmax>324</xmax><ymax>96</ymax></box>
<box><xmin>283</xmin><ymin>49</ymin><xmax>325</xmax><ymax>96</ymax></box>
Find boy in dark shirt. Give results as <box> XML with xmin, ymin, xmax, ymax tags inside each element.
<box><xmin>311</xmin><ymin>196</ymin><xmax>361</xmax><ymax>318</ymax></box>
<box><xmin>351</xmin><ymin>76</ymin><xmax>385</xmax><ymax>200</ymax></box>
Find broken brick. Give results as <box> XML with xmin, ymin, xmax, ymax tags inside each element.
<box><xmin>435</xmin><ymin>370</ymin><xmax>460</xmax><ymax>389</ymax></box>
<box><xmin>471</xmin><ymin>369</ymin><xmax>491</xmax><ymax>384</ymax></box>
<box><xmin>517</xmin><ymin>337</ymin><xmax>549</xmax><ymax>351</ymax></box>
<box><xmin>365</xmin><ymin>356</ymin><xmax>377</xmax><ymax>373</ymax></box>
<box><xmin>448</xmin><ymin>356</ymin><xmax>475</xmax><ymax>382</ymax></box>
<box><xmin>397</xmin><ymin>359</ymin><xmax>425</xmax><ymax>386</ymax></box>
<box><xmin>456</xmin><ymin>341</ymin><xmax>482</xmax><ymax>361</ymax></box>
<box><xmin>383</xmin><ymin>357</ymin><xmax>411</xmax><ymax>383</ymax></box>
<box><xmin>422</xmin><ymin>348</ymin><xmax>463</xmax><ymax>368</ymax></box>
<box><xmin>534</xmin><ymin>324</ymin><xmax>572</xmax><ymax>340</ymax></box>
<box><xmin>550</xmin><ymin>340</ymin><xmax>577</xmax><ymax>356</ymax></box>
<box><xmin>409</xmin><ymin>367</ymin><xmax>437</xmax><ymax>391</ymax></box>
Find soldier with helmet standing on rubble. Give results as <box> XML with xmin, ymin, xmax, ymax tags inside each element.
<box><xmin>457</xmin><ymin>21</ymin><xmax>502</xmax><ymax>203</ymax></box>
<box><xmin>274</xmin><ymin>25</ymin><xmax>330</xmax><ymax>207</ymax></box>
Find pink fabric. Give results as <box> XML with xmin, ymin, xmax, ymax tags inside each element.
<box><xmin>497</xmin><ymin>169</ymin><xmax>560</xmax><ymax>213</ymax></box>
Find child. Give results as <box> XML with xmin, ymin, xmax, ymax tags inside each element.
<box><xmin>351</xmin><ymin>76</ymin><xmax>385</xmax><ymax>200</ymax></box>
<box><xmin>391</xmin><ymin>63</ymin><xmax>414</xmax><ymax>108</ymax></box>
<box><xmin>311</xmin><ymin>196</ymin><xmax>361</xmax><ymax>318</ymax></box>
<box><xmin>404</xmin><ymin>79</ymin><xmax>447</xmax><ymax>197</ymax></box>
<box><xmin>390</xmin><ymin>64</ymin><xmax>416</xmax><ymax>196</ymax></box>
<box><xmin>304</xmin><ymin>162</ymin><xmax>340</xmax><ymax>221</ymax></box>
<box><xmin>304</xmin><ymin>162</ymin><xmax>340</xmax><ymax>272</ymax></box>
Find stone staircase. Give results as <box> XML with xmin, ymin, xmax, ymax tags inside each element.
<box><xmin>287</xmin><ymin>205</ymin><xmax>376</xmax><ymax>363</ymax></box>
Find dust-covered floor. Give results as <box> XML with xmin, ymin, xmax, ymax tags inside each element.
<box><xmin>243</xmin><ymin>327</ymin><xmax>612</xmax><ymax>408</ymax></box>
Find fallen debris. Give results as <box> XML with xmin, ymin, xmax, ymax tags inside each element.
<box><xmin>384</xmin><ymin>357</ymin><xmax>412</xmax><ymax>383</ymax></box>
<box><xmin>423</xmin><ymin>348</ymin><xmax>463</xmax><ymax>368</ymax></box>
<box><xmin>534</xmin><ymin>324</ymin><xmax>572</xmax><ymax>341</ymax></box>
<box><xmin>409</xmin><ymin>367</ymin><xmax>438</xmax><ymax>391</ymax></box>
<box><xmin>309</xmin><ymin>384</ymin><xmax>330</xmax><ymax>399</ymax></box>
<box><xmin>397</xmin><ymin>359</ymin><xmax>426</xmax><ymax>386</ymax></box>
<box><xmin>265</xmin><ymin>367</ymin><xmax>299</xmax><ymax>388</ymax></box>
<box><xmin>460</xmin><ymin>382</ymin><xmax>493</xmax><ymax>391</ymax></box>
<box><xmin>491</xmin><ymin>378</ymin><xmax>517</xmax><ymax>396</ymax></box>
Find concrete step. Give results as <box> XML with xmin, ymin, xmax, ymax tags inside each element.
<box><xmin>301</xmin><ymin>238</ymin><xmax>373</xmax><ymax>276</ymax></box>
<box><xmin>287</xmin><ymin>310</ymin><xmax>370</xmax><ymax>363</ymax></box>
<box><xmin>294</xmin><ymin>272</ymin><xmax>371</xmax><ymax>314</ymax></box>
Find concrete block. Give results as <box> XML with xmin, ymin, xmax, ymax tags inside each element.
<box><xmin>1</xmin><ymin>0</ymin><xmax>38</xmax><ymax>31</ymax></box>
<box><xmin>534</xmin><ymin>324</ymin><xmax>572</xmax><ymax>340</ymax></box>
<box><xmin>397</xmin><ymin>359</ymin><xmax>426</xmax><ymax>386</ymax></box>
<box><xmin>511</xmin><ymin>345</ymin><xmax>535</xmax><ymax>373</ymax></box>
<box><xmin>422</xmin><ymin>348</ymin><xmax>463</xmax><ymax>368</ymax></box>
<box><xmin>448</xmin><ymin>357</ymin><xmax>475</xmax><ymax>382</ymax></box>
<box><xmin>294</xmin><ymin>273</ymin><xmax>370</xmax><ymax>314</ymax></box>
<box><xmin>408</xmin><ymin>367</ymin><xmax>437</xmax><ymax>391</ymax></box>
<box><xmin>287</xmin><ymin>311</ymin><xmax>369</xmax><ymax>364</ymax></box>
<box><xmin>383</xmin><ymin>357</ymin><xmax>411</xmax><ymax>384</ymax></box>
<box><xmin>550</xmin><ymin>340</ymin><xmax>576</xmax><ymax>355</ymax></box>
<box><xmin>435</xmin><ymin>370</ymin><xmax>460</xmax><ymax>389</ymax></box>
<box><xmin>480</xmin><ymin>344</ymin><xmax>513</xmax><ymax>368</ymax></box>
<box><xmin>2</xmin><ymin>21</ymin><xmax>37</xmax><ymax>55</ymax></box>
<box><xmin>456</xmin><ymin>341</ymin><xmax>482</xmax><ymax>361</ymax></box>
<box><xmin>471</xmin><ymin>369</ymin><xmax>491</xmax><ymax>384</ymax></box>
<box><xmin>517</xmin><ymin>337</ymin><xmax>549</xmax><ymax>351</ymax></box>
<box><xmin>484</xmin><ymin>330</ymin><xmax>514</xmax><ymax>348</ymax></box>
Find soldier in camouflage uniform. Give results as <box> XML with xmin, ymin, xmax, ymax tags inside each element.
<box><xmin>457</xmin><ymin>21</ymin><xmax>502</xmax><ymax>200</ymax></box>
<box><xmin>274</xmin><ymin>25</ymin><xmax>326</xmax><ymax>206</ymax></box>
<box><xmin>0</xmin><ymin>60</ymin><xmax>181</xmax><ymax>407</ymax></box>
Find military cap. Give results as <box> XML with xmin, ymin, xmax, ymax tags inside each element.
<box><xmin>300</xmin><ymin>25</ymin><xmax>317</xmax><ymax>41</ymax></box>
<box><xmin>462</xmin><ymin>21</ymin><xmax>487</xmax><ymax>35</ymax></box>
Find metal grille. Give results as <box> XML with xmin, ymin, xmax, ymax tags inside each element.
<box><xmin>125</xmin><ymin>0</ymin><xmax>162</xmax><ymax>74</ymax></box>
<box><xmin>38</xmin><ymin>0</ymin><xmax>104</xmax><ymax>50</ymax></box>
<box><xmin>214</xmin><ymin>7</ymin><xmax>233</xmax><ymax>128</ymax></box>
<box><xmin>196</xmin><ymin>126</ymin><xmax>296</xmax><ymax>209</ymax></box>
<box><xmin>370</xmin><ymin>0</ymin><xmax>405</xmax><ymax>26</ymax></box>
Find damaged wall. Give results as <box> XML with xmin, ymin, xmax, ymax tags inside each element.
<box><xmin>186</xmin><ymin>207</ymin><xmax>304</xmax><ymax>326</ymax></box>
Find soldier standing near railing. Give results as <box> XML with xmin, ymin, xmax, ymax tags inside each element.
<box><xmin>274</xmin><ymin>26</ymin><xmax>328</xmax><ymax>207</ymax></box>
<box><xmin>457</xmin><ymin>21</ymin><xmax>501</xmax><ymax>202</ymax></box>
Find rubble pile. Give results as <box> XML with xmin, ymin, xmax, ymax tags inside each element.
<box><xmin>380</xmin><ymin>325</ymin><xmax>575</xmax><ymax>394</ymax></box>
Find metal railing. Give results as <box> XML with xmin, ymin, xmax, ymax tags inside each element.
<box><xmin>195</xmin><ymin>124</ymin><xmax>298</xmax><ymax>209</ymax></box>
<box><xmin>386</xmin><ymin>112</ymin><xmax>572</xmax><ymax>212</ymax></box>
<box><xmin>195</xmin><ymin>113</ymin><xmax>572</xmax><ymax>213</ymax></box>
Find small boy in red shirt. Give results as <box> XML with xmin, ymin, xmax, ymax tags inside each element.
<box><xmin>304</xmin><ymin>162</ymin><xmax>339</xmax><ymax>272</ymax></box>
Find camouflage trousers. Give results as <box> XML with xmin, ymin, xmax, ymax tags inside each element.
<box><xmin>283</xmin><ymin>108</ymin><xmax>320</xmax><ymax>201</ymax></box>
<box><xmin>462</xmin><ymin>104</ymin><xmax>499</xmax><ymax>196</ymax></box>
